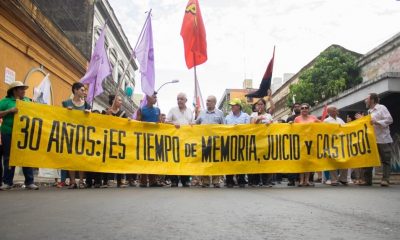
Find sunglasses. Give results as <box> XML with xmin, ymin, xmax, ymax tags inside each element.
<box><xmin>301</xmin><ymin>106</ymin><xmax>309</xmax><ymax>110</ymax></box>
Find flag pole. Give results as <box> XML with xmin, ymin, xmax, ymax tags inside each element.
<box><xmin>113</xmin><ymin>9</ymin><xmax>152</xmax><ymax>107</ymax></box>
<box><xmin>90</xmin><ymin>20</ymin><xmax>109</xmax><ymax>109</ymax></box>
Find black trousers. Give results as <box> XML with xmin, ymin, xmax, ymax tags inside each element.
<box><xmin>170</xmin><ymin>175</ymin><xmax>190</xmax><ymax>185</ymax></box>
<box><xmin>288</xmin><ymin>173</ymin><xmax>299</xmax><ymax>183</ymax></box>
<box><xmin>86</xmin><ymin>172</ymin><xmax>102</xmax><ymax>186</ymax></box>
<box><xmin>226</xmin><ymin>174</ymin><xmax>246</xmax><ymax>185</ymax></box>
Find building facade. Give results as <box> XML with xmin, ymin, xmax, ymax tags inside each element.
<box><xmin>0</xmin><ymin>0</ymin><xmax>87</xmax><ymax>105</ymax></box>
<box><xmin>34</xmin><ymin>0</ymin><xmax>138</xmax><ymax>115</ymax></box>
<box><xmin>310</xmin><ymin>33</ymin><xmax>400</xmax><ymax>172</ymax></box>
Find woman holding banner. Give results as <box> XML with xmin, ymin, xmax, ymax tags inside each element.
<box><xmin>250</xmin><ymin>98</ymin><xmax>274</xmax><ymax>187</ymax></box>
<box><xmin>0</xmin><ymin>81</ymin><xmax>38</xmax><ymax>190</ymax></box>
<box><xmin>62</xmin><ymin>82</ymin><xmax>91</xmax><ymax>189</ymax></box>
<box><xmin>294</xmin><ymin>103</ymin><xmax>320</xmax><ymax>187</ymax></box>
<box><xmin>101</xmin><ymin>94</ymin><xmax>136</xmax><ymax>188</ymax></box>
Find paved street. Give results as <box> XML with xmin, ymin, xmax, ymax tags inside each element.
<box><xmin>0</xmin><ymin>184</ymin><xmax>399</xmax><ymax>240</ymax></box>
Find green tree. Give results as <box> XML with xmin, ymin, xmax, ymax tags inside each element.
<box><xmin>287</xmin><ymin>46</ymin><xmax>362</xmax><ymax>107</ymax></box>
<box><xmin>222</xmin><ymin>99</ymin><xmax>253</xmax><ymax>116</ymax></box>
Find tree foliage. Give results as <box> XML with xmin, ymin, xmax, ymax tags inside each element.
<box><xmin>222</xmin><ymin>99</ymin><xmax>253</xmax><ymax>116</ymax></box>
<box><xmin>287</xmin><ymin>46</ymin><xmax>362</xmax><ymax>107</ymax></box>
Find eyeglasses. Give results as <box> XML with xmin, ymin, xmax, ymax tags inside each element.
<box><xmin>301</xmin><ymin>106</ymin><xmax>309</xmax><ymax>110</ymax></box>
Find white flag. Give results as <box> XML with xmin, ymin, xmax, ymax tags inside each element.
<box><xmin>33</xmin><ymin>74</ymin><xmax>51</xmax><ymax>105</ymax></box>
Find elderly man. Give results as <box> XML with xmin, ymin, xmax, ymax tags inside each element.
<box><xmin>323</xmin><ymin>105</ymin><xmax>347</xmax><ymax>186</ymax></box>
<box><xmin>356</xmin><ymin>93</ymin><xmax>393</xmax><ymax>187</ymax></box>
<box><xmin>166</xmin><ymin>93</ymin><xmax>194</xmax><ymax>187</ymax></box>
<box><xmin>224</xmin><ymin>98</ymin><xmax>250</xmax><ymax>188</ymax></box>
<box><xmin>195</xmin><ymin>95</ymin><xmax>224</xmax><ymax>188</ymax></box>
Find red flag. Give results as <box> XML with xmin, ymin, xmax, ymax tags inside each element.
<box><xmin>180</xmin><ymin>0</ymin><xmax>207</xmax><ymax>69</ymax></box>
<box><xmin>321</xmin><ymin>104</ymin><xmax>328</xmax><ymax>121</ymax></box>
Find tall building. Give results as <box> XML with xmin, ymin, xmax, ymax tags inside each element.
<box><xmin>283</xmin><ymin>73</ymin><xmax>295</xmax><ymax>83</ymax></box>
<box><xmin>271</xmin><ymin>77</ymin><xmax>282</xmax><ymax>92</ymax></box>
<box><xmin>242</xmin><ymin>79</ymin><xmax>253</xmax><ymax>89</ymax></box>
<box><xmin>218</xmin><ymin>79</ymin><xmax>273</xmax><ymax>115</ymax></box>
<box><xmin>0</xmin><ymin>0</ymin><xmax>87</xmax><ymax>105</ymax></box>
<box><xmin>34</xmin><ymin>0</ymin><xmax>138</xmax><ymax>115</ymax></box>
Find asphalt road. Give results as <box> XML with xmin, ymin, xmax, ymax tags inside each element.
<box><xmin>0</xmin><ymin>184</ymin><xmax>399</xmax><ymax>240</ymax></box>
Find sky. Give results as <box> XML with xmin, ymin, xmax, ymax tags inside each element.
<box><xmin>108</xmin><ymin>0</ymin><xmax>400</xmax><ymax>112</ymax></box>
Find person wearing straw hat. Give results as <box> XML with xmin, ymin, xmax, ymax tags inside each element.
<box><xmin>0</xmin><ymin>81</ymin><xmax>39</xmax><ymax>190</ymax></box>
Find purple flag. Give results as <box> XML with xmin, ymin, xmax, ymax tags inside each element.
<box><xmin>133</xmin><ymin>13</ymin><xmax>155</xmax><ymax>97</ymax></box>
<box><xmin>80</xmin><ymin>24</ymin><xmax>112</xmax><ymax>103</ymax></box>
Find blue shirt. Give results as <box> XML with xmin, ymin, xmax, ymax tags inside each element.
<box><xmin>225</xmin><ymin>111</ymin><xmax>250</xmax><ymax>125</ymax></box>
<box><xmin>141</xmin><ymin>105</ymin><xmax>160</xmax><ymax>123</ymax></box>
<box><xmin>195</xmin><ymin>108</ymin><xmax>224</xmax><ymax>124</ymax></box>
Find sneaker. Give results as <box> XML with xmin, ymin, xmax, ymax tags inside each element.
<box><xmin>0</xmin><ymin>184</ymin><xmax>12</xmax><ymax>190</ymax></box>
<box><xmin>214</xmin><ymin>184</ymin><xmax>220</xmax><ymax>188</ymax></box>
<box><xmin>325</xmin><ymin>180</ymin><xmax>331</xmax><ymax>185</ymax></box>
<box><xmin>26</xmin><ymin>184</ymin><xmax>39</xmax><ymax>190</ymax></box>
<box><xmin>380</xmin><ymin>180</ymin><xmax>389</xmax><ymax>187</ymax></box>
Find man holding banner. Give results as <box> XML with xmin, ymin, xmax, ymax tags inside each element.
<box><xmin>224</xmin><ymin>98</ymin><xmax>250</xmax><ymax>188</ymax></box>
<box><xmin>136</xmin><ymin>92</ymin><xmax>164</xmax><ymax>188</ymax></box>
<box><xmin>195</xmin><ymin>95</ymin><xmax>224</xmax><ymax>188</ymax></box>
<box><xmin>324</xmin><ymin>105</ymin><xmax>347</xmax><ymax>186</ymax></box>
<box><xmin>166</xmin><ymin>93</ymin><xmax>194</xmax><ymax>187</ymax></box>
<box><xmin>356</xmin><ymin>93</ymin><xmax>393</xmax><ymax>187</ymax></box>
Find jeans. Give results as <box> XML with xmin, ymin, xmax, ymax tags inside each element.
<box><xmin>60</xmin><ymin>170</ymin><xmax>68</xmax><ymax>182</ymax></box>
<box><xmin>0</xmin><ymin>144</ymin><xmax>3</xmax><ymax>185</ymax></box>
<box><xmin>378</xmin><ymin>143</ymin><xmax>392</xmax><ymax>181</ymax></box>
<box><xmin>2</xmin><ymin>133</ymin><xmax>34</xmax><ymax>186</ymax></box>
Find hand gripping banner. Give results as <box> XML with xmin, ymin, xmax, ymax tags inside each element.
<box><xmin>10</xmin><ymin>101</ymin><xmax>381</xmax><ymax>175</ymax></box>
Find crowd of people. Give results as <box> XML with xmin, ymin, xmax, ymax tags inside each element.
<box><xmin>0</xmin><ymin>81</ymin><xmax>394</xmax><ymax>190</ymax></box>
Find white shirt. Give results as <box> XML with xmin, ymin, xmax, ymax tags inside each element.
<box><xmin>250</xmin><ymin>112</ymin><xmax>273</xmax><ymax>124</ymax></box>
<box><xmin>324</xmin><ymin>115</ymin><xmax>345</xmax><ymax>125</ymax></box>
<box><xmin>368</xmin><ymin>104</ymin><xmax>393</xmax><ymax>144</ymax></box>
<box><xmin>166</xmin><ymin>106</ymin><xmax>193</xmax><ymax>125</ymax></box>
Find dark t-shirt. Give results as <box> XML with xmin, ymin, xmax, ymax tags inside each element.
<box><xmin>286</xmin><ymin>114</ymin><xmax>299</xmax><ymax>123</ymax></box>
<box><xmin>101</xmin><ymin>109</ymin><xmax>127</xmax><ymax>118</ymax></box>
<box><xmin>62</xmin><ymin>99</ymin><xmax>91</xmax><ymax>111</ymax></box>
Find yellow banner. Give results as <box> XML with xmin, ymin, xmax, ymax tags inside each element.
<box><xmin>11</xmin><ymin>101</ymin><xmax>380</xmax><ymax>175</ymax></box>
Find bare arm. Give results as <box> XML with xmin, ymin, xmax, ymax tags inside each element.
<box><xmin>0</xmin><ymin>108</ymin><xmax>17</xmax><ymax>118</ymax></box>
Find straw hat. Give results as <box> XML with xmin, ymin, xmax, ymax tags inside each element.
<box><xmin>8</xmin><ymin>81</ymin><xmax>29</xmax><ymax>91</ymax></box>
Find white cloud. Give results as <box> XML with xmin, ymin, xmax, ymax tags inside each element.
<box><xmin>109</xmin><ymin>0</ymin><xmax>400</xmax><ymax>112</ymax></box>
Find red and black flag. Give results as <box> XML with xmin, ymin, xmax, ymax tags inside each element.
<box><xmin>246</xmin><ymin>47</ymin><xmax>275</xmax><ymax>98</ymax></box>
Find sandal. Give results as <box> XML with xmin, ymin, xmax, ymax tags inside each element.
<box><xmin>305</xmin><ymin>182</ymin><xmax>315</xmax><ymax>187</ymax></box>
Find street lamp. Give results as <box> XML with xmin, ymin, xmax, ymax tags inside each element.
<box><xmin>156</xmin><ymin>79</ymin><xmax>179</xmax><ymax>93</ymax></box>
